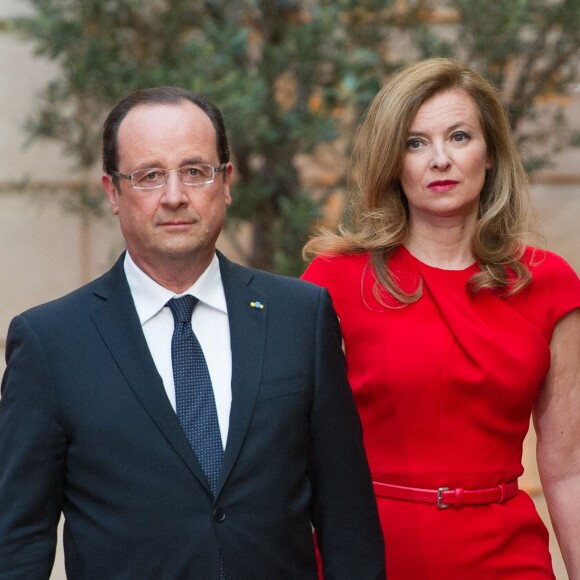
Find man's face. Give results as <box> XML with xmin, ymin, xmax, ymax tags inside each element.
<box><xmin>102</xmin><ymin>101</ymin><xmax>232</xmax><ymax>276</ymax></box>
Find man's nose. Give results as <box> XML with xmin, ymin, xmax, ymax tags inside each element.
<box><xmin>161</xmin><ymin>170</ymin><xmax>188</xmax><ymax>205</ymax></box>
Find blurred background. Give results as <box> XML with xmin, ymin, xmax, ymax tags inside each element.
<box><xmin>1</xmin><ymin>1</ymin><xmax>579</xmax><ymax>578</ymax></box>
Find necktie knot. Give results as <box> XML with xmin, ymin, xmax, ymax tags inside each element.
<box><xmin>167</xmin><ymin>295</ymin><xmax>199</xmax><ymax>323</ymax></box>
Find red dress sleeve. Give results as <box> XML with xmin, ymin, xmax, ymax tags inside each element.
<box><xmin>507</xmin><ymin>248</ymin><xmax>580</xmax><ymax>342</ymax></box>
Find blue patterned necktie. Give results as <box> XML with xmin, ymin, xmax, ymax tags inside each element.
<box><xmin>167</xmin><ymin>296</ymin><xmax>223</xmax><ymax>496</ymax></box>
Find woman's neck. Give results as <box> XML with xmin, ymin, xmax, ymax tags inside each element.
<box><xmin>405</xmin><ymin>215</ymin><xmax>477</xmax><ymax>270</ymax></box>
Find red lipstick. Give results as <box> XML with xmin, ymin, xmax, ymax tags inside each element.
<box><xmin>428</xmin><ymin>180</ymin><xmax>458</xmax><ymax>192</ymax></box>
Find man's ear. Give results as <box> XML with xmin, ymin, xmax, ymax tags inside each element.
<box><xmin>224</xmin><ymin>162</ymin><xmax>234</xmax><ymax>208</ymax></box>
<box><xmin>102</xmin><ymin>174</ymin><xmax>120</xmax><ymax>215</ymax></box>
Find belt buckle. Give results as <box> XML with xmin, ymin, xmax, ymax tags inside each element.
<box><xmin>437</xmin><ymin>487</ymin><xmax>450</xmax><ymax>509</ymax></box>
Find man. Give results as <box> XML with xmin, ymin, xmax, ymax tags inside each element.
<box><xmin>0</xmin><ymin>87</ymin><xmax>385</xmax><ymax>579</ymax></box>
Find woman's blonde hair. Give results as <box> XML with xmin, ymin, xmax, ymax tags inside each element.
<box><xmin>304</xmin><ymin>58</ymin><xmax>534</xmax><ymax>303</ymax></box>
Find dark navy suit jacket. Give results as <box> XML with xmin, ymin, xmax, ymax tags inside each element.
<box><xmin>0</xmin><ymin>252</ymin><xmax>385</xmax><ymax>579</ymax></box>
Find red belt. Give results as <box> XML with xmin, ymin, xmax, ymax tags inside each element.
<box><xmin>373</xmin><ymin>480</ymin><xmax>519</xmax><ymax>509</ymax></box>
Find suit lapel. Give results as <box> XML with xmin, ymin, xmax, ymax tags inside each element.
<box><xmin>217</xmin><ymin>254</ymin><xmax>267</xmax><ymax>492</ymax></box>
<box><xmin>90</xmin><ymin>256</ymin><xmax>212</xmax><ymax>494</ymax></box>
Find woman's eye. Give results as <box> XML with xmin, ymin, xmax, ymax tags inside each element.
<box><xmin>406</xmin><ymin>138</ymin><xmax>423</xmax><ymax>150</ymax></box>
<box><xmin>452</xmin><ymin>131</ymin><xmax>469</xmax><ymax>143</ymax></box>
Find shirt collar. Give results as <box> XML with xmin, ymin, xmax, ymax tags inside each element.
<box><xmin>124</xmin><ymin>252</ymin><xmax>227</xmax><ymax>325</ymax></box>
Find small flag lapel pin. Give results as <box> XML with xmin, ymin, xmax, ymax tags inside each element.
<box><xmin>250</xmin><ymin>301</ymin><xmax>265</xmax><ymax>310</ymax></box>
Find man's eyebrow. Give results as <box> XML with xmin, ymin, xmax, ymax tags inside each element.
<box><xmin>131</xmin><ymin>159</ymin><xmax>164</xmax><ymax>171</ymax></box>
<box><xmin>131</xmin><ymin>156</ymin><xmax>206</xmax><ymax>171</ymax></box>
<box><xmin>180</xmin><ymin>157</ymin><xmax>207</xmax><ymax>165</ymax></box>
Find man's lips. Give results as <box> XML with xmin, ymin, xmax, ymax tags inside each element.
<box><xmin>158</xmin><ymin>219</ymin><xmax>195</xmax><ymax>228</ymax></box>
<box><xmin>428</xmin><ymin>180</ymin><xmax>458</xmax><ymax>191</ymax></box>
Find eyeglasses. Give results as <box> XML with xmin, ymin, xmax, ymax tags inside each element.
<box><xmin>111</xmin><ymin>163</ymin><xmax>226</xmax><ymax>190</ymax></box>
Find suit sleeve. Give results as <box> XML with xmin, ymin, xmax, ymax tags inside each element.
<box><xmin>0</xmin><ymin>315</ymin><xmax>65</xmax><ymax>579</ymax></box>
<box><xmin>308</xmin><ymin>289</ymin><xmax>386</xmax><ymax>579</ymax></box>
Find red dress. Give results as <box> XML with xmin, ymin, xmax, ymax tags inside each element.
<box><xmin>302</xmin><ymin>246</ymin><xmax>580</xmax><ymax>579</ymax></box>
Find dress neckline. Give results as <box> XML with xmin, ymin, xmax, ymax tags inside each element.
<box><xmin>400</xmin><ymin>245</ymin><xmax>479</xmax><ymax>274</ymax></box>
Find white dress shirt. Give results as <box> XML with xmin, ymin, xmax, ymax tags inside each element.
<box><xmin>124</xmin><ymin>252</ymin><xmax>232</xmax><ymax>448</ymax></box>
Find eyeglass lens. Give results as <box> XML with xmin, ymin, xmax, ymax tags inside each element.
<box><xmin>132</xmin><ymin>164</ymin><xmax>217</xmax><ymax>188</ymax></box>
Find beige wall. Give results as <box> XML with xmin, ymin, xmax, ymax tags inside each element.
<box><xmin>1</xmin><ymin>2</ymin><xmax>578</xmax><ymax>578</ymax></box>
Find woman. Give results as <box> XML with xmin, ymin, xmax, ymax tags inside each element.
<box><xmin>302</xmin><ymin>58</ymin><xmax>580</xmax><ymax>579</ymax></box>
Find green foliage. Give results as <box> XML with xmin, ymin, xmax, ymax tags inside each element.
<box><xmin>11</xmin><ymin>0</ymin><xmax>580</xmax><ymax>274</ymax></box>
<box><xmin>13</xmin><ymin>0</ymin><xmax>394</xmax><ymax>274</ymax></box>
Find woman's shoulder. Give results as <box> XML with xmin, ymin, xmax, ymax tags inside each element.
<box><xmin>307</xmin><ymin>251</ymin><xmax>371</xmax><ymax>267</ymax></box>
<box><xmin>522</xmin><ymin>246</ymin><xmax>580</xmax><ymax>285</ymax></box>
<box><xmin>301</xmin><ymin>252</ymin><xmax>370</xmax><ymax>285</ymax></box>
<box><xmin>510</xmin><ymin>246</ymin><xmax>580</xmax><ymax>340</ymax></box>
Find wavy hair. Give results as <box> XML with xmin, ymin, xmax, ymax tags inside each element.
<box><xmin>304</xmin><ymin>58</ymin><xmax>534</xmax><ymax>303</ymax></box>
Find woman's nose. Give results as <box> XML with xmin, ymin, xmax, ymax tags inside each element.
<box><xmin>430</xmin><ymin>144</ymin><xmax>452</xmax><ymax>170</ymax></box>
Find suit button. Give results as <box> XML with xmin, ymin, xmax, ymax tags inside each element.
<box><xmin>213</xmin><ymin>507</ymin><xmax>226</xmax><ymax>522</ymax></box>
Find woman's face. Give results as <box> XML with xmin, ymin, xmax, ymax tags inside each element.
<box><xmin>400</xmin><ymin>89</ymin><xmax>492</xmax><ymax>224</ymax></box>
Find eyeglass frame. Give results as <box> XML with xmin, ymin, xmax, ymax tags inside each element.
<box><xmin>110</xmin><ymin>162</ymin><xmax>227</xmax><ymax>190</ymax></box>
